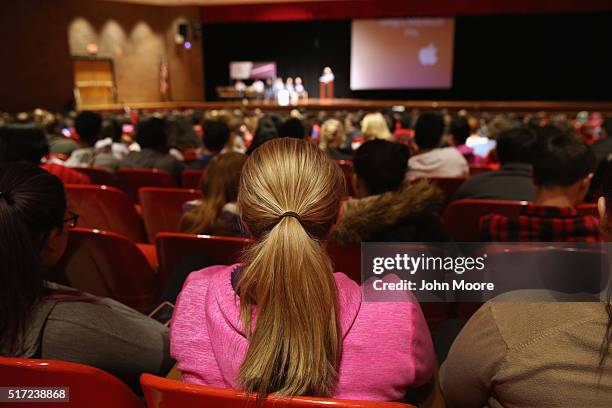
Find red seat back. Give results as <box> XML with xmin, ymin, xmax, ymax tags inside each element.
<box><xmin>336</xmin><ymin>160</ymin><xmax>354</xmax><ymax>197</ymax></box>
<box><xmin>443</xmin><ymin>199</ymin><xmax>527</xmax><ymax>241</ymax></box>
<box><xmin>65</xmin><ymin>184</ymin><xmax>147</xmax><ymax>243</ymax></box>
<box><xmin>117</xmin><ymin>168</ymin><xmax>177</xmax><ymax>202</ymax></box>
<box><xmin>444</xmin><ymin>200</ymin><xmax>600</xmax><ymax>241</ymax></box>
<box><xmin>49</xmin><ymin>228</ymin><xmax>158</xmax><ymax>313</ymax></box>
<box><xmin>139</xmin><ymin>187</ymin><xmax>202</xmax><ymax>243</ymax></box>
<box><xmin>181</xmin><ymin>169</ymin><xmax>204</xmax><ymax>189</ymax></box>
<box><xmin>0</xmin><ymin>357</ymin><xmax>142</xmax><ymax>408</ymax></box>
<box><xmin>155</xmin><ymin>233</ymin><xmax>253</xmax><ymax>287</ymax></box>
<box><xmin>140</xmin><ymin>374</ymin><xmax>411</xmax><ymax>408</ymax></box>
<box><xmin>73</xmin><ymin>166</ymin><xmax>117</xmax><ymax>186</ymax></box>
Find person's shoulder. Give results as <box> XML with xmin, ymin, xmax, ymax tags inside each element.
<box><xmin>486</xmin><ymin>301</ymin><xmax>603</xmax><ymax>349</ymax></box>
<box><xmin>175</xmin><ymin>265</ymin><xmax>236</xmax><ymax>308</ymax></box>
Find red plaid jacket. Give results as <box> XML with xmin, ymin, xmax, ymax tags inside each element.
<box><xmin>479</xmin><ymin>204</ymin><xmax>602</xmax><ymax>243</ymax></box>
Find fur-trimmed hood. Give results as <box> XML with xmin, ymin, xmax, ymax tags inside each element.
<box><xmin>328</xmin><ymin>180</ymin><xmax>444</xmax><ymax>247</ymax></box>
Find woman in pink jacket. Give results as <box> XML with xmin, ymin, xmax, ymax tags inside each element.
<box><xmin>170</xmin><ymin>138</ymin><xmax>434</xmax><ymax>402</ymax></box>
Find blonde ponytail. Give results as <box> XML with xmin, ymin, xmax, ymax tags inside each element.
<box><xmin>237</xmin><ymin>138</ymin><xmax>346</xmax><ymax>400</ymax></box>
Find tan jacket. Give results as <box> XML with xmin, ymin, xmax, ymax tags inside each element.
<box><xmin>440</xmin><ymin>301</ymin><xmax>612</xmax><ymax>407</ymax></box>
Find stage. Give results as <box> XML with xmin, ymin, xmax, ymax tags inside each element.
<box><xmin>79</xmin><ymin>99</ymin><xmax>612</xmax><ymax>113</ymax></box>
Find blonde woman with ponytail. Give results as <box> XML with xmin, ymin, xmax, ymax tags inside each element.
<box><xmin>170</xmin><ymin>138</ymin><xmax>434</xmax><ymax>402</ymax></box>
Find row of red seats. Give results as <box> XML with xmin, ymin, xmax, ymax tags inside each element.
<box><xmin>0</xmin><ymin>357</ymin><xmax>409</xmax><ymax>408</ymax></box>
<box><xmin>72</xmin><ymin>167</ymin><xmax>204</xmax><ymax>201</ymax></box>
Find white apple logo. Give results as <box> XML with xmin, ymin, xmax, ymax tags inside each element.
<box><xmin>418</xmin><ymin>43</ymin><xmax>438</xmax><ymax>66</ymax></box>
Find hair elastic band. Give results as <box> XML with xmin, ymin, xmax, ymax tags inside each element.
<box><xmin>279</xmin><ymin>211</ymin><xmax>302</xmax><ymax>222</ymax></box>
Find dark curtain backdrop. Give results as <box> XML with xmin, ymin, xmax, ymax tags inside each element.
<box><xmin>202</xmin><ymin>12</ymin><xmax>612</xmax><ymax>101</ymax></box>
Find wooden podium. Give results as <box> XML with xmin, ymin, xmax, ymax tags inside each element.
<box><xmin>319</xmin><ymin>80</ymin><xmax>334</xmax><ymax>100</ymax></box>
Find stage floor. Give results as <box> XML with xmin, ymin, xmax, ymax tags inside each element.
<box><xmin>80</xmin><ymin>98</ymin><xmax>612</xmax><ymax>113</ymax></box>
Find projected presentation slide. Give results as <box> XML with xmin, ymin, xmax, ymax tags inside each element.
<box><xmin>351</xmin><ymin>18</ymin><xmax>455</xmax><ymax>90</ymax></box>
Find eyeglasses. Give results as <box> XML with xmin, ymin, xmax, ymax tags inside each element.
<box><xmin>64</xmin><ymin>211</ymin><xmax>80</xmax><ymax>229</ymax></box>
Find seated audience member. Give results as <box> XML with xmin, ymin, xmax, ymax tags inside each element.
<box><xmin>95</xmin><ymin>117</ymin><xmax>130</xmax><ymax>161</ymax></box>
<box><xmin>592</xmin><ymin>116</ymin><xmax>612</xmax><ymax>166</ymax></box>
<box><xmin>246</xmin><ymin>119</ymin><xmax>278</xmax><ymax>155</ymax></box>
<box><xmin>43</xmin><ymin>116</ymin><xmax>78</xmax><ymax>156</ymax></box>
<box><xmin>393</xmin><ymin>112</ymin><xmax>414</xmax><ymax>144</ymax></box>
<box><xmin>450</xmin><ymin>116</ymin><xmax>475</xmax><ymax>162</ymax></box>
<box><xmin>120</xmin><ymin>116</ymin><xmax>185</xmax><ymax>182</ymax></box>
<box><xmin>0</xmin><ymin>162</ymin><xmax>173</xmax><ymax>392</ymax></box>
<box><xmin>171</xmin><ymin>139</ymin><xmax>434</xmax><ymax>401</ymax></box>
<box><xmin>319</xmin><ymin>118</ymin><xmax>352</xmax><ymax>160</ymax></box>
<box><xmin>180</xmin><ymin>152</ymin><xmax>247</xmax><ymax>236</ymax></box>
<box><xmin>278</xmin><ymin>117</ymin><xmax>306</xmax><ymax>139</ymax></box>
<box><xmin>406</xmin><ymin>112</ymin><xmax>469</xmax><ymax>182</ymax></box>
<box><xmin>440</xmin><ymin>164</ymin><xmax>612</xmax><ymax>407</ymax></box>
<box><xmin>329</xmin><ymin>139</ymin><xmax>448</xmax><ymax>246</ymax></box>
<box><xmin>480</xmin><ymin>125</ymin><xmax>599</xmax><ymax>242</ymax></box>
<box><xmin>0</xmin><ymin>124</ymin><xmax>91</xmax><ymax>184</ymax></box>
<box><xmin>454</xmin><ymin>125</ymin><xmax>537</xmax><ymax>201</ymax></box>
<box><xmin>189</xmin><ymin>120</ymin><xmax>231</xmax><ymax>170</ymax></box>
<box><xmin>361</xmin><ymin>112</ymin><xmax>393</xmax><ymax>141</ymax></box>
<box><xmin>65</xmin><ymin>111</ymin><xmax>120</xmax><ymax>172</ymax></box>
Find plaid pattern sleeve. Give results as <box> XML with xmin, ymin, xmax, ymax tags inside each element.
<box><xmin>479</xmin><ymin>204</ymin><xmax>602</xmax><ymax>243</ymax></box>
<box><xmin>41</xmin><ymin>163</ymin><xmax>92</xmax><ymax>185</ymax></box>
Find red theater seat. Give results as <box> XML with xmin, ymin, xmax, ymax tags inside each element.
<box><xmin>444</xmin><ymin>200</ymin><xmax>601</xmax><ymax>241</ymax></box>
<box><xmin>139</xmin><ymin>187</ymin><xmax>202</xmax><ymax>243</ymax></box>
<box><xmin>181</xmin><ymin>169</ymin><xmax>204</xmax><ymax>189</ymax></box>
<box><xmin>155</xmin><ymin>233</ymin><xmax>253</xmax><ymax>287</ymax></box>
<box><xmin>65</xmin><ymin>184</ymin><xmax>147</xmax><ymax>243</ymax></box>
<box><xmin>0</xmin><ymin>358</ymin><xmax>142</xmax><ymax>408</ymax></box>
<box><xmin>117</xmin><ymin>168</ymin><xmax>177</xmax><ymax>202</ymax></box>
<box><xmin>49</xmin><ymin>228</ymin><xmax>159</xmax><ymax>313</ymax></box>
<box><xmin>73</xmin><ymin>166</ymin><xmax>117</xmax><ymax>186</ymax></box>
<box><xmin>443</xmin><ymin>199</ymin><xmax>528</xmax><ymax>241</ymax></box>
<box><xmin>140</xmin><ymin>373</ymin><xmax>412</xmax><ymax>408</ymax></box>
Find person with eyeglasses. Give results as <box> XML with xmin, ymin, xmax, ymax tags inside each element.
<box><xmin>0</xmin><ymin>162</ymin><xmax>173</xmax><ymax>393</ymax></box>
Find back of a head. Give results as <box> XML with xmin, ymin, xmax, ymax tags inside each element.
<box><xmin>278</xmin><ymin>117</ymin><xmax>305</xmax><ymax>139</ymax></box>
<box><xmin>0</xmin><ymin>162</ymin><xmax>66</xmax><ymax>354</ymax></box>
<box><xmin>74</xmin><ymin>111</ymin><xmax>102</xmax><ymax>146</ymax></box>
<box><xmin>450</xmin><ymin>116</ymin><xmax>470</xmax><ymax>146</ymax></box>
<box><xmin>354</xmin><ymin>139</ymin><xmax>410</xmax><ymax>196</ymax></box>
<box><xmin>136</xmin><ymin>117</ymin><xmax>168</xmax><ymax>152</ymax></box>
<box><xmin>319</xmin><ymin>118</ymin><xmax>344</xmax><ymax>149</ymax></box>
<box><xmin>414</xmin><ymin>112</ymin><xmax>445</xmax><ymax>149</ymax></box>
<box><xmin>534</xmin><ymin>125</ymin><xmax>595</xmax><ymax>188</ymax></box>
<box><xmin>0</xmin><ymin>124</ymin><xmax>49</xmax><ymax>164</ymax></box>
<box><xmin>237</xmin><ymin>138</ymin><xmax>345</xmax><ymax>400</ymax></box>
<box><xmin>180</xmin><ymin>152</ymin><xmax>247</xmax><ymax>235</ymax></box>
<box><xmin>246</xmin><ymin>120</ymin><xmax>278</xmax><ymax>155</ymax></box>
<box><xmin>361</xmin><ymin>112</ymin><xmax>392</xmax><ymax>140</ymax></box>
<box><xmin>496</xmin><ymin>125</ymin><xmax>538</xmax><ymax>165</ymax></box>
<box><xmin>203</xmin><ymin>120</ymin><xmax>230</xmax><ymax>152</ymax></box>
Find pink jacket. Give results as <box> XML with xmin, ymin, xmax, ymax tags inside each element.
<box><xmin>170</xmin><ymin>264</ymin><xmax>435</xmax><ymax>401</ymax></box>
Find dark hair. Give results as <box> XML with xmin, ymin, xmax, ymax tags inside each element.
<box><xmin>278</xmin><ymin>117</ymin><xmax>305</xmax><ymax>139</ymax></box>
<box><xmin>399</xmin><ymin>112</ymin><xmax>413</xmax><ymax>130</ymax></box>
<box><xmin>450</xmin><ymin>116</ymin><xmax>470</xmax><ymax>146</ymax></box>
<box><xmin>414</xmin><ymin>112</ymin><xmax>445</xmax><ymax>149</ymax></box>
<box><xmin>600</xmin><ymin>160</ymin><xmax>612</xmax><ymax>370</ymax></box>
<box><xmin>136</xmin><ymin>117</ymin><xmax>168</xmax><ymax>152</ymax></box>
<box><xmin>533</xmin><ymin>125</ymin><xmax>596</xmax><ymax>187</ymax></box>
<box><xmin>0</xmin><ymin>162</ymin><xmax>66</xmax><ymax>354</ymax></box>
<box><xmin>603</xmin><ymin>116</ymin><xmax>612</xmax><ymax>137</ymax></box>
<box><xmin>203</xmin><ymin>120</ymin><xmax>230</xmax><ymax>152</ymax></box>
<box><xmin>496</xmin><ymin>125</ymin><xmax>537</xmax><ymax>165</ymax></box>
<box><xmin>0</xmin><ymin>124</ymin><xmax>49</xmax><ymax>164</ymax></box>
<box><xmin>353</xmin><ymin>139</ymin><xmax>410</xmax><ymax>195</ymax></box>
<box><xmin>100</xmin><ymin>118</ymin><xmax>123</xmax><ymax>143</ymax></box>
<box><xmin>74</xmin><ymin>111</ymin><xmax>102</xmax><ymax>146</ymax></box>
<box><xmin>247</xmin><ymin>119</ymin><xmax>278</xmax><ymax>155</ymax></box>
